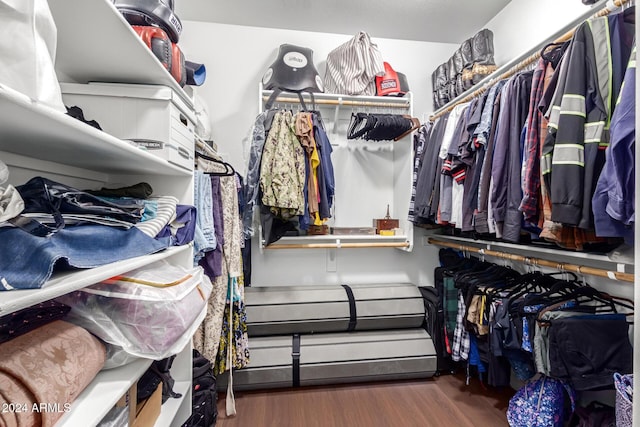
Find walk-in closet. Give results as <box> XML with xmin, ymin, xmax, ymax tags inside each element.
<box><xmin>0</xmin><ymin>0</ymin><xmax>636</xmax><ymax>426</ymax></box>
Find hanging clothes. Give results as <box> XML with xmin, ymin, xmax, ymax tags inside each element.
<box><xmin>543</xmin><ymin>13</ymin><xmax>634</xmax><ymax>229</ymax></box>
<box><xmin>438</xmin><ymin>102</ymin><xmax>469</xmax><ymax>224</ymax></box>
<box><xmin>241</xmin><ymin>111</ymin><xmax>268</xmax><ymax>239</ymax></box>
<box><xmin>474</xmin><ymin>80</ymin><xmax>505</xmax><ymax>235</ymax></box>
<box><xmin>460</xmin><ymin>93</ymin><xmax>489</xmax><ymax>232</ymax></box>
<box><xmin>408</xmin><ymin>122</ymin><xmax>432</xmax><ymax>223</ymax></box>
<box><xmin>413</xmin><ymin>115</ymin><xmax>447</xmax><ymax>225</ymax></box>
<box><xmin>214</xmin><ymin>278</ymin><xmax>250</xmax><ymax>374</ymax></box>
<box><xmin>490</xmin><ymin>70</ymin><xmax>532</xmax><ymax>242</ymax></box>
<box><xmin>260</xmin><ymin>110</ymin><xmax>306</xmax><ymax>220</ymax></box>
<box><xmin>592</xmin><ymin>41</ymin><xmax>636</xmax><ymax>245</ymax></box>
<box><xmin>312</xmin><ymin>113</ymin><xmax>334</xmax><ymax>223</ymax></box>
<box><xmin>245</xmin><ymin>108</ymin><xmax>335</xmax><ymax>245</ymax></box>
<box><xmin>194</xmin><ymin>152</ymin><xmax>249</xmax><ymax>366</ymax></box>
<box><xmin>193</xmin><ymin>170</ymin><xmax>216</xmax><ymax>263</ymax></box>
<box><xmin>295</xmin><ymin>112</ymin><xmax>320</xmax><ymax>222</ymax></box>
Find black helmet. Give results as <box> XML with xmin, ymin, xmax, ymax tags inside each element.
<box><xmin>262</xmin><ymin>44</ymin><xmax>323</xmax><ymax>110</ymax></box>
<box><xmin>113</xmin><ymin>0</ymin><xmax>182</xmax><ymax>43</ymax></box>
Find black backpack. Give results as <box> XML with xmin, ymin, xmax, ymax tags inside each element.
<box><xmin>182</xmin><ymin>349</ymin><xmax>218</xmax><ymax>427</ymax></box>
<box><xmin>137</xmin><ymin>355</ymin><xmax>182</xmax><ymax>404</ymax></box>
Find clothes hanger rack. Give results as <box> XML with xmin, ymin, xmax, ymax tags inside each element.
<box><xmin>262</xmin><ymin>95</ymin><xmax>410</xmax><ymax>110</ymax></box>
<box><xmin>264</xmin><ymin>241</ymin><xmax>411</xmax><ymax>250</ymax></box>
<box><xmin>429</xmin><ymin>0</ymin><xmax>634</xmax><ymax>121</ymax></box>
<box><xmin>428</xmin><ymin>237</ymin><xmax>634</xmax><ymax>283</ymax></box>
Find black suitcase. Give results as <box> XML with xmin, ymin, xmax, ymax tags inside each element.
<box><xmin>419</xmin><ymin>286</ymin><xmax>456</xmax><ymax>376</ymax></box>
<box><xmin>419</xmin><ymin>248</ymin><xmax>467</xmax><ymax>375</ymax></box>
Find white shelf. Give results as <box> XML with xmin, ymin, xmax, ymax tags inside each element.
<box><xmin>155</xmin><ymin>381</ymin><xmax>191</xmax><ymax>427</ymax></box>
<box><xmin>0</xmin><ymin>86</ymin><xmax>191</xmax><ymax>176</ymax></box>
<box><xmin>426</xmin><ymin>234</ymin><xmax>634</xmax><ymax>273</ymax></box>
<box><xmin>48</xmin><ymin>0</ymin><xmax>193</xmax><ymax>109</ymax></box>
<box><xmin>0</xmin><ymin>245</ymin><xmax>191</xmax><ymax>316</ymax></box>
<box><xmin>55</xmin><ymin>358</ymin><xmax>152</xmax><ymax>427</ymax></box>
<box><xmin>261</xmin><ymin>89</ymin><xmax>411</xmax><ymax>108</ymax></box>
<box><xmin>264</xmin><ymin>234</ymin><xmax>410</xmax><ymax>249</ymax></box>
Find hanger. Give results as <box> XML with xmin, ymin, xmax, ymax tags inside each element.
<box><xmin>540</xmin><ymin>41</ymin><xmax>569</xmax><ymax>68</ymax></box>
<box><xmin>394</xmin><ymin>117</ymin><xmax>422</xmax><ymax>141</ymax></box>
<box><xmin>623</xmin><ymin>5</ymin><xmax>635</xmax><ymax>24</ymax></box>
<box><xmin>195</xmin><ymin>151</ymin><xmax>236</xmax><ymax>176</ymax></box>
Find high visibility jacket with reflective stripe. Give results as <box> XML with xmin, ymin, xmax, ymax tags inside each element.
<box><xmin>542</xmin><ymin>14</ymin><xmax>632</xmax><ymax>229</ymax></box>
<box><xmin>542</xmin><ymin>18</ymin><xmax>609</xmax><ymax>229</ymax></box>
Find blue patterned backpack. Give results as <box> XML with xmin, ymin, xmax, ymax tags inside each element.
<box><xmin>507</xmin><ymin>375</ymin><xmax>576</xmax><ymax>427</ymax></box>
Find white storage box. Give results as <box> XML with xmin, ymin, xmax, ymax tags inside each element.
<box><xmin>60</xmin><ymin>82</ymin><xmax>196</xmax><ymax>171</ymax></box>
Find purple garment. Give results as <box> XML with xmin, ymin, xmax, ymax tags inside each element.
<box><xmin>475</xmin><ymin>80</ymin><xmax>506</xmax><ymax>234</ymax></box>
<box><xmin>490</xmin><ymin>79</ymin><xmax>515</xmax><ymax>227</ymax></box>
<box><xmin>519</xmin><ymin>59</ymin><xmax>548</xmax><ymax>225</ymax></box>
<box><xmin>156</xmin><ymin>205</ymin><xmax>197</xmax><ymax>246</ymax></box>
<box><xmin>199</xmin><ymin>176</ymin><xmax>224</xmax><ymax>278</ymax></box>
<box><xmin>491</xmin><ymin>72</ymin><xmax>532</xmax><ymax>242</ymax></box>
<box><xmin>592</xmin><ymin>47</ymin><xmax>635</xmax><ymax>245</ymax></box>
<box><xmin>502</xmin><ymin>72</ymin><xmax>532</xmax><ymax>242</ymax></box>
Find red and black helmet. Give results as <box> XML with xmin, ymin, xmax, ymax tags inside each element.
<box><xmin>113</xmin><ymin>0</ymin><xmax>182</xmax><ymax>43</ymax></box>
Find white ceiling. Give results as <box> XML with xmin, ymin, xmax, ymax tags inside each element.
<box><xmin>174</xmin><ymin>0</ymin><xmax>512</xmax><ymax>44</ymax></box>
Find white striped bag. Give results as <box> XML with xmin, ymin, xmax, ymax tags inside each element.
<box><xmin>324</xmin><ymin>31</ymin><xmax>385</xmax><ymax>96</ymax></box>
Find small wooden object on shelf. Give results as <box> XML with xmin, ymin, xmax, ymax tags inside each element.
<box><xmin>308</xmin><ymin>224</ymin><xmax>329</xmax><ymax>235</ymax></box>
<box><xmin>374</xmin><ymin>205</ymin><xmax>399</xmax><ymax>235</ymax></box>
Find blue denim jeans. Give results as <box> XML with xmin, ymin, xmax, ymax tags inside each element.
<box><xmin>0</xmin><ymin>224</ymin><xmax>168</xmax><ymax>290</ymax></box>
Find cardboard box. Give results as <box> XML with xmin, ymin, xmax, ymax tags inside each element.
<box><xmin>115</xmin><ymin>381</ymin><xmax>137</xmax><ymax>427</ymax></box>
<box><xmin>132</xmin><ymin>383</ymin><xmax>162</xmax><ymax>427</ymax></box>
<box><xmin>60</xmin><ymin>82</ymin><xmax>196</xmax><ymax>171</ymax></box>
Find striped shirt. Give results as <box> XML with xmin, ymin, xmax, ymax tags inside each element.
<box><xmin>135</xmin><ymin>196</ymin><xmax>178</xmax><ymax>238</ymax></box>
<box><xmin>324</xmin><ymin>32</ymin><xmax>385</xmax><ymax>96</ymax></box>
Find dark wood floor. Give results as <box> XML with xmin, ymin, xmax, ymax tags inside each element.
<box><xmin>216</xmin><ymin>374</ymin><xmax>514</xmax><ymax>427</ymax></box>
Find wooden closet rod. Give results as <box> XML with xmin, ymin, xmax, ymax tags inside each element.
<box><xmin>261</xmin><ymin>95</ymin><xmax>410</xmax><ymax>109</ymax></box>
<box><xmin>429</xmin><ymin>0</ymin><xmax>633</xmax><ymax>121</ymax></box>
<box><xmin>428</xmin><ymin>238</ymin><xmax>634</xmax><ymax>283</ymax></box>
<box><xmin>265</xmin><ymin>241</ymin><xmax>411</xmax><ymax>249</ymax></box>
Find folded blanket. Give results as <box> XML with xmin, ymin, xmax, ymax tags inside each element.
<box><xmin>0</xmin><ymin>320</ymin><xmax>106</xmax><ymax>427</ymax></box>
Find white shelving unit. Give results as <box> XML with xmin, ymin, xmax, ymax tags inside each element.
<box><xmin>0</xmin><ymin>1</ymin><xmax>200</xmax><ymax>426</ymax></box>
<box><xmin>264</xmin><ymin>234</ymin><xmax>410</xmax><ymax>249</ymax></box>
<box><xmin>0</xmin><ymin>246</ymin><xmax>190</xmax><ymax>316</ymax></box>
<box><xmin>55</xmin><ymin>358</ymin><xmax>152</xmax><ymax>427</ymax></box>
<box><xmin>155</xmin><ymin>381</ymin><xmax>191</xmax><ymax>427</ymax></box>
<box><xmin>258</xmin><ymin>88</ymin><xmax>415</xmax><ymax>251</ymax></box>
<box><xmin>48</xmin><ymin>0</ymin><xmax>193</xmax><ymax>109</ymax></box>
<box><xmin>0</xmin><ymin>86</ymin><xmax>190</xmax><ymax>176</ymax></box>
<box><xmin>425</xmin><ymin>233</ymin><xmax>635</xmax><ymax>274</ymax></box>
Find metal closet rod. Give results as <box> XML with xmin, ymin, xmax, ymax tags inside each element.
<box><xmin>261</xmin><ymin>95</ymin><xmax>410</xmax><ymax>109</ymax></box>
<box><xmin>429</xmin><ymin>0</ymin><xmax>633</xmax><ymax>121</ymax></box>
<box><xmin>264</xmin><ymin>241</ymin><xmax>411</xmax><ymax>249</ymax></box>
<box><xmin>428</xmin><ymin>237</ymin><xmax>634</xmax><ymax>283</ymax></box>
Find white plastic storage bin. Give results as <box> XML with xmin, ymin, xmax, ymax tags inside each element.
<box><xmin>60</xmin><ymin>82</ymin><xmax>196</xmax><ymax>171</ymax></box>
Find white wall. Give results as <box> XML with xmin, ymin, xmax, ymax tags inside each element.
<box><xmin>179</xmin><ymin>22</ymin><xmax>456</xmax><ymax>168</ymax></box>
<box><xmin>484</xmin><ymin>0</ymin><xmax>598</xmax><ymax>66</ymax></box>
<box><xmin>177</xmin><ymin>6</ymin><xmax>631</xmax><ymax>290</ymax></box>
<box><xmin>178</xmin><ymin>22</ymin><xmax>455</xmax><ymax>287</ymax></box>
